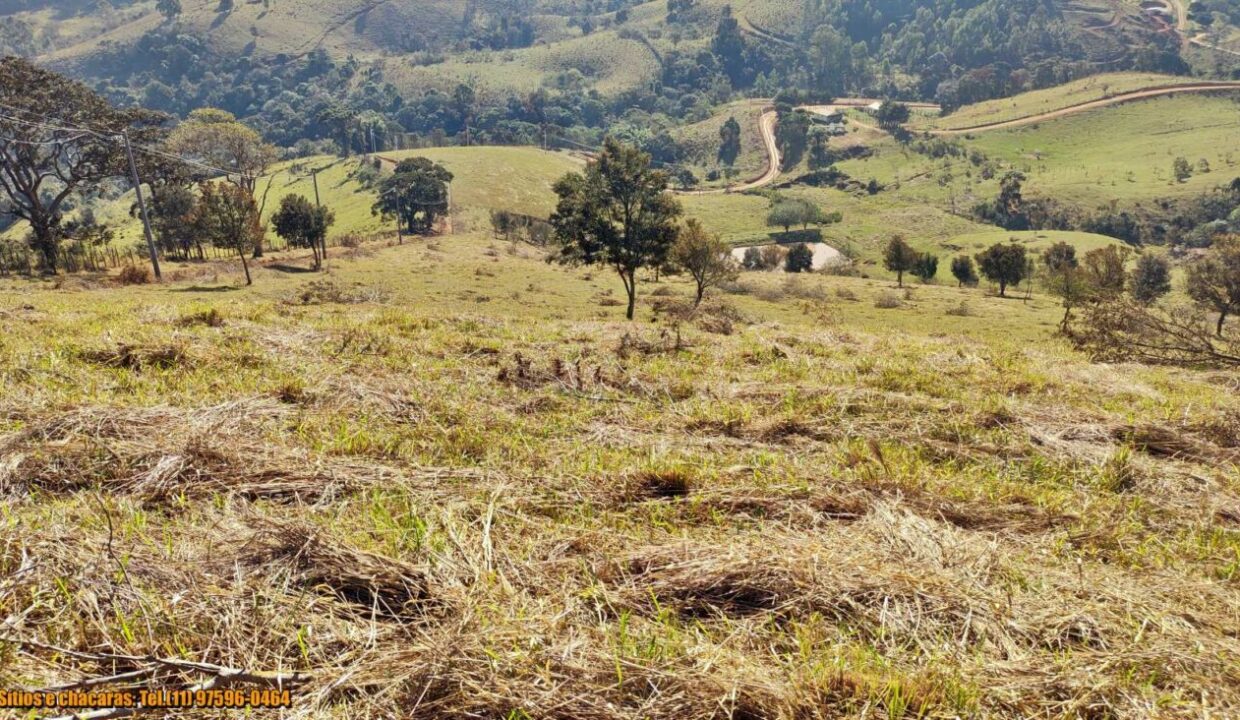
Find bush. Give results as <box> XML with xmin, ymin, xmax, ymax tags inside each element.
<box><xmin>785</xmin><ymin>243</ymin><xmax>814</xmax><ymax>273</ymax></box>
<box><xmin>874</xmin><ymin>291</ymin><xmax>903</xmax><ymax>309</ymax></box>
<box><xmin>115</xmin><ymin>265</ymin><xmax>152</xmax><ymax>286</ymax></box>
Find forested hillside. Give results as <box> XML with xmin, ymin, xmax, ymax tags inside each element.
<box><xmin>1</xmin><ymin>0</ymin><xmax>1235</xmax><ymax>157</ymax></box>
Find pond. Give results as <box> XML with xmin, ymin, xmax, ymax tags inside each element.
<box><xmin>731</xmin><ymin>242</ymin><xmax>845</xmax><ymax>271</ymax></box>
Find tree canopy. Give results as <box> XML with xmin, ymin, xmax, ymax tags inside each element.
<box><xmin>0</xmin><ymin>57</ymin><xmax>167</xmax><ymax>273</ymax></box>
<box><xmin>372</xmin><ymin>157</ymin><xmax>454</xmax><ymax>235</ymax></box>
<box><xmin>549</xmin><ymin>138</ymin><xmax>682</xmax><ymax>320</ymax></box>
<box><xmin>975</xmin><ymin>242</ymin><xmax>1029</xmax><ymax>297</ymax></box>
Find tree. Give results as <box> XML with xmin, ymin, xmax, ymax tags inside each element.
<box><xmin>1173</xmin><ymin>156</ymin><xmax>1193</xmax><ymax>183</ymax></box>
<box><xmin>167</xmin><ymin>108</ymin><xmax>278</xmax><ymax>256</ymax></box>
<box><xmin>157</xmin><ymin>0</ymin><xmax>182</xmax><ymax>21</ymax></box>
<box><xmin>911</xmin><ymin>252</ymin><xmax>939</xmax><ymax>283</ymax></box>
<box><xmin>1074</xmin><ymin>298</ymin><xmax>1239</xmax><ymax>369</ymax></box>
<box><xmin>372</xmin><ymin>157</ymin><xmax>454</xmax><ymax>235</ymax></box>
<box><xmin>672</xmin><ymin>166</ymin><xmax>699</xmax><ymax>191</ymax></box>
<box><xmin>271</xmin><ymin>194</ymin><xmax>335</xmax><ymax>270</ymax></box>
<box><xmin>775</xmin><ymin>110</ymin><xmax>811</xmax><ymax>170</ymax></box>
<box><xmin>0</xmin><ymin>58</ymin><xmax>166</xmax><ymax>274</ymax></box>
<box><xmin>742</xmin><ymin>246</ymin><xmax>764</xmax><ymax>270</ymax></box>
<box><xmin>711</xmin><ymin>6</ymin><xmax>747</xmax><ymax>86</ymax></box>
<box><xmin>549</xmin><ymin>138</ymin><xmax>682</xmax><ymax>320</ymax></box>
<box><xmin>875</xmin><ymin>101</ymin><xmax>911</xmax><ymax>131</ymax></box>
<box><xmin>1080</xmin><ymin>245</ymin><xmax>1131</xmax><ymax>300</ymax></box>
<box><xmin>718</xmin><ymin>116</ymin><xmax>741</xmax><ymax>169</ymax></box>
<box><xmin>807</xmin><ymin>127</ymin><xmax>832</xmax><ymax>171</ymax></box>
<box><xmin>882</xmin><ymin>235</ymin><xmax>917</xmax><ymax>287</ymax></box>
<box><xmin>1041</xmin><ymin>241</ymin><xmax>1085</xmax><ymax>331</ymax></box>
<box><xmin>1130</xmin><ymin>254</ymin><xmax>1172</xmax><ymax>305</ymax></box>
<box><xmin>766</xmin><ymin>201</ymin><xmax>803</xmax><ymax>235</ymax></box>
<box><xmin>808</xmin><ymin>24</ymin><xmax>852</xmax><ymax>96</ymax></box>
<box><xmin>167</xmin><ymin>109</ymin><xmax>277</xmax><ymax>196</ymax></box>
<box><xmin>785</xmin><ymin>243</ymin><xmax>814</xmax><ymax>273</ymax></box>
<box><xmin>1186</xmin><ymin>238</ymin><xmax>1240</xmax><ymax>336</ymax></box>
<box><xmin>975</xmin><ymin>242</ymin><xmax>1028</xmax><ymax>297</ymax></box>
<box><xmin>670</xmin><ymin>218</ymin><xmax>738</xmax><ymax>306</ymax></box>
<box><xmin>191</xmin><ymin>182</ymin><xmax>263</xmax><ymax>285</ymax></box>
<box><xmin>951</xmin><ymin>255</ymin><xmax>978</xmax><ymax>287</ymax></box>
<box><xmin>145</xmin><ymin>184</ymin><xmax>199</xmax><ymax>259</ymax></box>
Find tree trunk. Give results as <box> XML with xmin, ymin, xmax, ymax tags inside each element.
<box><xmin>238</xmin><ymin>248</ymin><xmax>252</xmax><ymax>286</ymax></box>
<box><xmin>998</xmin><ymin>280</ymin><xmax>1007</xmax><ymax>297</ymax></box>
<box><xmin>30</xmin><ymin>223</ymin><xmax>58</xmax><ymax>275</ymax></box>
<box><xmin>694</xmin><ymin>282</ymin><xmax>705</xmax><ymax>307</ymax></box>
<box><xmin>1219</xmin><ymin>311</ymin><xmax>1228</xmax><ymax>338</ymax></box>
<box><xmin>624</xmin><ymin>271</ymin><xmax>637</xmax><ymax>321</ymax></box>
<box><xmin>896</xmin><ymin>270</ymin><xmax>903</xmax><ymax>288</ymax></box>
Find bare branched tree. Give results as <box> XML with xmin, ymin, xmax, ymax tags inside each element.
<box><xmin>1073</xmin><ymin>299</ymin><xmax>1240</xmax><ymax>369</ymax></box>
<box><xmin>0</xmin><ymin>58</ymin><xmax>167</xmax><ymax>273</ymax></box>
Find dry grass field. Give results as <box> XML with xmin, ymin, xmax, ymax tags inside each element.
<box><xmin>1</xmin><ymin>223</ymin><xmax>1237</xmax><ymax>719</ymax></box>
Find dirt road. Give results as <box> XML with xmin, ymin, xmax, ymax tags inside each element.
<box><xmin>678</xmin><ymin>109</ymin><xmax>780</xmax><ymax>196</ymax></box>
<box><xmin>929</xmin><ymin>82</ymin><xmax>1240</xmax><ymax>135</ymax></box>
<box><xmin>681</xmin><ymin>98</ymin><xmax>942</xmax><ymax>195</ymax></box>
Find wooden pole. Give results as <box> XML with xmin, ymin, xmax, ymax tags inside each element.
<box><xmin>122</xmin><ymin>130</ymin><xmax>162</xmax><ymax>281</ymax></box>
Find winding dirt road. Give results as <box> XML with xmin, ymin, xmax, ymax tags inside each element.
<box><xmin>681</xmin><ymin>98</ymin><xmax>940</xmax><ymax>196</ymax></box>
<box><xmin>680</xmin><ymin>109</ymin><xmax>780</xmax><ymax>196</ymax></box>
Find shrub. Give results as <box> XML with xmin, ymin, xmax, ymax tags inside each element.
<box><xmin>785</xmin><ymin>243</ymin><xmax>814</xmax><ymax>273</ymax></box>
<box><xmin>875</xmin><ymin>291</ymin><xmax>903</xmax><ymax>309</ymax></box>
<box><xmin>115</xmin><ymin>265</ymin><xmax>152</xmax><ymax>285</ymax></box>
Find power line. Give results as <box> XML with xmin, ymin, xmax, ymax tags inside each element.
<box><xmin>0</xmin><ymin>104</ymin><xmax>272</xmax><ymax>180</ymax></box>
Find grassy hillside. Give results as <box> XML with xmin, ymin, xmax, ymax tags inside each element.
<box><xmin>671</xmin><ymin>100</ymin><xmax>770</xmax><ymax>184</ymax></box>
<box><xmin>381</xmin><ymin>30</ymin><xmax>663</xmax><ymax>95</ymax></box>
<box><xmin>2</xmin><ymin>224</ymin><xmax>1237</xmax><ymax>719</ymax></box>
<box><xmin>912</xmin><ymin>73</ymin><xmax>1210</xmax><ymax>131</ymax></box>
<box><xmin>963</xmin><ymin>93</ymin><xmax>1240</xmax><ymax>206</ymax></box>
<box><xmin>0</xmin><ymin>146</ymin><xmax>584</xmax><ymax>248</ymax></box>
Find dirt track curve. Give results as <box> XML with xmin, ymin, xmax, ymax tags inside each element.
<box><xmin>679</xmin><ymin>110</ymin><xmax>780</xmax><ymax>196</ymax></box>
<box><xmin>928</xmin><ymin>82</ymin><xmax>1240</xmax><ymax>135</ymax></box>
<box><xmin>681</xmin><ymin>98</ymin><xmax>941</xmax><ymax>195</ymax></box>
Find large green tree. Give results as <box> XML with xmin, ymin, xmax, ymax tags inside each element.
<box><xmin>883</xmin><ymin>235</ymin><xmax>918</xmax><ymax>287</ymax></box>
<box><xmin>167</xmin><ymin>108</ymin><xmax>278</xmax><ymax>256</ymax></box>
<box><xmin>976</xmin><ymin>242</ymin><xmax>1029</xmax><ymax>297</ymax></box>
<box><xmin>271</xmin><ymin>194</ymin><xmax>335</xmax><ymax>270</ymax></box>
<box><xmin>0</xmin><ymin>57</ymin><xmax>166</xmax><ymax>273</ymax></box>
<box><xmin>372</xmin><ymin>157</ymin><xmax>454</xmax><ymax>235</ymax></box>
<box><xmin>549</xmin><ymin>138</ymin><xmax>682</xmax><ymax>320</ymax></box>
<box><xmin>775</xmin><ymin>109</ymin><xmax>811</xmax><ymax>171</ymax></box>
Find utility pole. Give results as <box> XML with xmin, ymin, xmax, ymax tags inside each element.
<box><xmin>122</xmin><ymin>130</ymin><xmax>161</xmax><ymax>281</ymax></box>
<box><xmin>310</xmin><ymin>168</ymin><xmax>327</xmax><ymax>262</ymax></box>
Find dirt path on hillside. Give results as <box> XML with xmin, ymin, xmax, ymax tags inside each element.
<box><xmin>1163</xmin><ymin>0</ymin><xmax>1240</xmax><ymax>55</ymax></box>
<box><xmin>680</xmin><ymin>98</ymin><xmax>942</xmax><ymax>196</ymax></box>
<box><xmin>929</xmin><ymin>82</ymin><xmax>1240</xmax><ymax>134</ymax></box>
<box><xmin>678</xmin><ymin>110</ymin><xmax>780</xmax><ymax>196</ymax></box>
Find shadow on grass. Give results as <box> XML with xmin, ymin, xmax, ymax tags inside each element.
<box><xmin>170</xmin><ymin>285</ymin><xmax>242</xmax><ymax>293</ymax></box>
<box><xmin>266</xmin><ymin>264</ymin><xmax>318</xmax><ymax>274</ymax></box>
<box><xmin>767</xmin><ymin>229</ymin><xmax>824</xmax><ymax>244</ymax></box>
